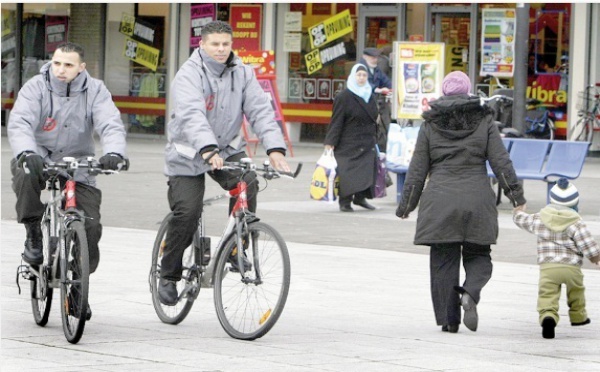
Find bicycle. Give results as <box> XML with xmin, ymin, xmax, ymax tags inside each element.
<box><xmin>571</xmin><ymin>83</ymin><xmax>600</xmax><ymax>142</ymax></box>
<box><xmin>16</xmin><ymin>157</ymin><xmax>127</xmax><ymax>344</ymax></box>
<box><xmin>148</xmin><ymin>155</ymin><xmax>302</xmax><ymax>340</ymax></box>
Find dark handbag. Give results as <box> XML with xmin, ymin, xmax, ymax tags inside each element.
<box><xmin>373</xmin><ymin>145</ymin><xmax>387</xmax><ymax>198</ymax></box>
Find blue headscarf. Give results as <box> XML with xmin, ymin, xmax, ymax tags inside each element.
<box><xmin>346</xmin><ymin>63</ymin><xmax>372</xmax><ymax>103</ymax></box>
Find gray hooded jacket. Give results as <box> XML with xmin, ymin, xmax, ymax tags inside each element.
<box><xmin>8</xmin><ymin>62</ymin><xmax>127</xmax><ymax>185</ymax></box>
<box><xmin>164</xmin><ymin>48</ymin><xmax>286</xmax><ymax>176</ymax></box>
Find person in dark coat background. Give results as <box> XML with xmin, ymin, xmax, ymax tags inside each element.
<box><xmin>396</xmin><ymin>71</ymin><xmax>526</xmax><ymax>333</ymax></box>
<box><xmin>325</xmin><ymin>64</ymin><xmax>379</xmax><ymax>212</ymax></box>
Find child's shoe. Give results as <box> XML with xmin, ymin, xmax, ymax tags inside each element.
<box><xmin>571</xmin><ymin>318</ymin><xmax>591</xmax><ymax>326</ymax></box>
<box><xmin>542</xmin><ymin>317</ymin><xmax>556</xmax><ymax>339</ymax></box>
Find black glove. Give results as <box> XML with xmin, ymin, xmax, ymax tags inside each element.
<box><xmin>395</xmin><ymin>205</ymin><xmax>408</xmax><ymax>219</ymax></box>
<box><xmin>17</xmin><ymin>151</ymin><xmax>44</xmax><ymax>184</ymax></box>
<box><xmin>99</xmin><ymin>153</ymin><xmax>125</xmax><ymax>170</ymax></box>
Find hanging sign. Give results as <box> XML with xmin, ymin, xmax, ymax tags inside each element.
<box><xmin>45</xmin><ymin>16</ymin><xmax>68</xmax><ymax>53</ymax></box>
<box><xmin>392</xmin><ymin>42</ymin><xmax>445</xmax><ymax>120</ymax></box>
<box><xmin>124</xmin><ymin>37</ymin><xmax>160</xmax><ymax>71</ymax></box>
<box><xmin>190</xmin><ymin>3</ymin><xmax>215</xmax><ymax>48</ymax></box>
<box><xmin>307</xmin><ymin>9</ymin><xmax>352</xmax><ymax>50</ymax></box>
<box><xmin>229</xmin><ymin>5</ymin><xmax>262</xmax><ymax>52</ymax></box>
<box><xmin>480</xmin><ymin>9</ymin><xmax>516</xmax><ymax>78</ymax></box>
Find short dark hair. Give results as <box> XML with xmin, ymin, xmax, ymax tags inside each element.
<box><xmin>201</xmin><ymin>20</ymin><xmax>233</xmax><ymax>38</ymax></box>
<box><xmin>55</xmin><ymin>42</ymin><xmax>85</xmax><ymax>62</ymax></box>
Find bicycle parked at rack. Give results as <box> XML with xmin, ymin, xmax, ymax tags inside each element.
<box><xmin>571</xmin><ymin>83</ymin><xmax>600</xmax><ymax>142</ymax></box>
<box><xmin>148</xmin><ymin>155</ymin><xmax>302</xmax><ymax>340</ymax></box>
<box><xmin>16</xmin><ymin>157</ymin><xmax>127</xmax><ymax>344</ymax></box>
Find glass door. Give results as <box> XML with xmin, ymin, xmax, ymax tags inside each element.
<box><xmin>357</xmin><ymin>4</ymin><xmax>405</xmax><ymax>57</ymax></box>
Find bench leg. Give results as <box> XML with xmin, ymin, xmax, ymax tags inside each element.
<box><xmin>396</xmin><ymin>173</ymin><xmax>406</xmax><ymax>204</ymax></box>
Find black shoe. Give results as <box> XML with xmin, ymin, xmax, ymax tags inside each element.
<box><xmin>339</xmin><ymin>204</ymin><xmax>354</xmax><ymax>212</ymax></box>
<box><xmin>461</xmin><ymin>293</ymin><xmax>478</xmax><ymax>332</ymax></box>
<box><xmin>67</xmin><ymin>290</ymin><xmax>92</xmax><ymax>320</ymax></box>
<box><xmin>442</xmin><ymin>324</ymin><xmax>459</xmax><ymax>333</ymax></box>
<box><xmin>571</xmin><ymin>318</ymin><xmax>591</xmax><ymax>326</ymax></box>
<box><xmin>228</xmin><ymin>247</ymin><xmax>252</xmax><ymax>273</ymax></box>
<box><xmin>542</xmin><ymin>317</ymin><xmax>556</xmax><ymax>339</ymax></box>
<box><xmin>23</xmin><ymin>219</ymin><xmax>43</xmax><ymax>265</ymax></box>
<box><xmin>353</xmin><ymin>198</ymin><xmax>376</xmax><ymax>210</ymax></box>
<box><xmin>158</xmin><ymin>279</ymin><xmax>178</xmax><ymax>306</ymax></box>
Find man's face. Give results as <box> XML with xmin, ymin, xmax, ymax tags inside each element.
<box><xmin>363</xmin><ymin>54</ymin><xmax>378</xmax><ymax>68</ymax></box>
<box><xmin>200</xmin><ymin>32</ymin><xmax>233</xmax><ymax>64</ymax></box>
<box><xmin>51</xmin><ymin>49</ymin><xmax>85</xmax><ymax>83</ymax></box>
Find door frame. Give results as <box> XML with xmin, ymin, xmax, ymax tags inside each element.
<box><xmin>357</xmin><ymin>4</ymin><xmax>406</xmax><ymax>58</ymax></box>
<box><xmin>425</xmin><ymin>4</ymin><xmax>478</xmax><ymax>88</ymax></box>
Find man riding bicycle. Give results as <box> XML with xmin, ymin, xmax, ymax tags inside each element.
<box><xmin>8</xmin><ymin>42</ymin><xmax>128</xmax><ymax>320</ymax></box>
<box><xmin>159</xmin><ymin>20</ymin><xmax>291</xmax><ymax>306</ymax></box>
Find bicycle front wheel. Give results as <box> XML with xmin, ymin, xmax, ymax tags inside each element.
<box><xmin>60</xmin><ymin>220</ymin><xmax>89</xmax><ymax>344</ymax></box>
<box><xmin>571</xmin><ymin>116</ymin><xmax>593</xmax><ymax>142</ymax></box>
<box><xmin>150</xmin><ymin>213</ymin><xmax>196</xmax><ymax>324</ymax></box>
<box><xmin>214</xmin><ymin>222</ymin><xmax>290</xmax><ymax>340</ymax></box>
<box><xmin>31</xmin><ymin>213</ymin><xmax>53</xmax><ymax>326</ymax></box>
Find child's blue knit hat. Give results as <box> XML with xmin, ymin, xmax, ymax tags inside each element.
<box><xmin>549</xmin><ymin>178</ymin><xmax>579</xmax><ymax>208</ymax></box>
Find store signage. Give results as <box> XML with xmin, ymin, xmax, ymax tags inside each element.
<box><xmin>45</xmin><ymin>16</ymin><xmax>68</xmax><ymax>53</ymax></box>
<box><xmin>229</xmin><ymin>5</ymin><xmax>262</xmax><ymax>52</ymax></box>
<box><xmin>237</xmin><ymin>50</ymin><xmax>275</xmax><ymax>75</ymax></box>
<box><xmin>480</xmin><ymin>9</ymin><xmax>516</xmax><ymax>78</ymax></box>
<box><xmin>119</xmin><ymin>13</ymin><xmax>136</xmax><ymax>36</ymax></box>
<box><xmin>119</xmin><ymin>13</ymin><xmax>156</xmax><ymax>45</ymax></box>
<box><xmin>304</xmin><ymin>49</ymin><xmax>322</xmax><ymax>75</ymax></box>
<box><xmin>124</xmin><ymin>37</ymin><xmax>160</xmax><ymax>71</ymax></box>
<box><xmin>392</xmin><ymin>42</ymin><xmax>445</xmax><ymax>120</ymax></box>
<box><xmin>190</xmin><ymin>3</ymin><xmax>215</xmax><ymax>48</ymax></box>
<box><xmin>308</xmin><ymin>10</ymin><xmax>352</xmax><ymax>50</ymax></box>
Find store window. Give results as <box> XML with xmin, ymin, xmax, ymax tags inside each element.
<box><xmin>105</xmin><ymin>3</ymin><xmax>168</xmax><ymax>136</ymax></box>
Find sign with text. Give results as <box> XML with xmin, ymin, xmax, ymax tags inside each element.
<box><xmin>480</xmin><ymin>8</ymin><xmax>516</xmax><ymax>78</ymax></box>
<box><xmin>237</xmin><ymin>50</ymin><xmax>275</xmax><ymax>75</ymax></box>
<box><xmin>229</xmin><ymin>5</ymin><xmax>262</xmax><ymax>52</ymax></box>
<box><xmin>124</xmin><ymin>37</ymin><xmax>160</xmax><ymax>71</ymax></box>
<box><xmin>45</xmin><ymin>16</ymin><xmax>68</xmax><ymax>53</ymax></box>
<box><xmin>190</xmin><ymin>3</ymin><xmax>215</xmax><ymax>48</ymax></box>
<box><xmin>308</xmin><ymin>9</ymin><xmax>352</xmax><ymax>50</ymax></box>
<box><xmin>392</xmin><ymin>42</ymin><xmax>445</xmax><ymax>120</ymax></box>
<box><xmin>119</xmin><ymin>13</ymin><xmax>156</xmax><ymax>45</ymax></box>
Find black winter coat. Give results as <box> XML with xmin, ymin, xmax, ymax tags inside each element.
<box><xmin>396</xmin><ymin>94</ymin><xmax>526</xmax><ymax>246</ymax></box>
<box><xmin>324</xmin><ymin>89</ymin><xmax>379</xmax><ymax>197</ymax></box>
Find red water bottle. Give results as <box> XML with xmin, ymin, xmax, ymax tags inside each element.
<box><xmin>64</xmin><ymin>180</ymin><xmax>77</xmax><ymax>209</ymax></box>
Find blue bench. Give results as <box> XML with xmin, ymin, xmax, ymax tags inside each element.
<box><xmin>488</xmin><ymin>138</ymin><xmax>590</xmax><ymax>203</ymax></box>
<box><xmin>388</xmin><ymin>138</ymin><xmax>590</xmax><ymax>204</ymax></box>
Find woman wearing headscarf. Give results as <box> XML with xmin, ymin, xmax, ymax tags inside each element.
<box><xmin>325</xmin><ymin>63</ymin><xmax>379</xmax><ymax>212</ymax></box>
<box><xmin>396</xmin><ymin>71</ymin><xmax>526</xmax><ymax>333</ymax></box>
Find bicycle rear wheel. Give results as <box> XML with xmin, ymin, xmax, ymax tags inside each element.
<box><xmin>571</xmin><ymin>116</ymin><xmax>593</xmax><ymax>142</ymax></box>
<box><xmin>150</xmin><ymin>213</ymin><xmax>196</xmax><ymax>324</ymax></box>
<box><xmin>60</xmin><ymin>220</ymin><xmax>89</xmax><ymax>344</ymax></box>
<box><xmin>214</xmin><ymin>222</ymin><xmax>290</xmax><ymax>340</ymax></box>
<box><xmin>31</xmin><ymin>213</ymin><xmax>53</xmax><ymax>326</ymax></box>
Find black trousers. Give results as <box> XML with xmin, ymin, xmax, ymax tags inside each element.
<box><xmin>11</xmin><ymin>159</ymin><xmax>103</xmax><ymax>273</ymax></box>
<box><xmin>429</xmin><ymin>242</ymin><xmax>493</xmax><ymax>326</ymax></box>
<box><xmin>161</xmin><ymin>152</ymin><xmax>258</xmax><ymax>281</ymax></box>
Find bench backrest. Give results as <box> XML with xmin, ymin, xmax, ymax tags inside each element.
<box><xmin>509</xmin><ymin>139</ymin><xmax>551</xmax><ymax>175</ymax></box>
<box><xmin>544</xmin><ymin>141</ymin><xmax>590</xmax><ymax>179</ymax></box>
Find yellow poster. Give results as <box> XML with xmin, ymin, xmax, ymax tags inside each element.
<box><xmin>123</xmin><ymin>37</ymin><xmax>160</xmax><ymax>71</ymax></box>
<box><xmin>393</xmin><ymin>42</ymin><xmax>445</xmax><ymax>120</ymax></box>
<box><xmin>304</xmin><ymin>49</ymin><xmax>322</xmax><ymax>76</ymax></box>
<box><xmin>308</xmin><ymin>9</ymin><xmax>352</xmax><ymax>50</ymax></box>
<box><xmin>119</xmin><ymin>13</ymin><xmax>135</xmax><ymax>37</ymax></box>
<box><xmin>445</xmin><ymin>44</ymin><xmax>467</xmax><ymax>76</ymax></box>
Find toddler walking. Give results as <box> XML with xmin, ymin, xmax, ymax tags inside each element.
<box><xmin>513</xmin><ymin>178</ymin><xmax>600</xmax><ymax>339</ymax></box>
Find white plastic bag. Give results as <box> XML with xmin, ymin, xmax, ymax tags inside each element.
<box><xmin>310</xmin><ymin>148</ymin><xmax>339</xmax><ymax>202</ymax></box>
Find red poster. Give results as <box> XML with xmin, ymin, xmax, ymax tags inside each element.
<box><xmin>336</xmin><ymin>4</ymin><xmax>356</xmax><ymax>16</ymax></box>
<box><xmin>229</xmin><ymin>5</ymin><xmax>262</xmax><ymax>52</ymax></box>
<box><xmin>190</xmin><ymin>3</ymin><xmax>215</xmax><ymax>48</ymax></box>
<box><xmin>312</xmin><ymin>4</ymin><xmax>332</xmax><ymax>15</ymax></box>
<box><xmin>237</xmin><ymin>50</ymin><xmax>275</xmax><ymax>75</ymax></box>
<box><xmin>289</xmin><ymin>3</ymin><xmax>306</xmax><ymax>15</ymax></box>
<box><xmin>45</xmin><ymin>16</ymin><xmax>69</xmax><ymax>54</ymax></box>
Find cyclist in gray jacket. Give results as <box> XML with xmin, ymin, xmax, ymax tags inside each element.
<box><xmin>8</xmin><ymin>42</ymin><xmax>127</xmax><ymax>319</ymax></box>
<box><xmin>159</xmin><ymin>20</ymin><xmax>290</xmax><ymax>305</ymax></box>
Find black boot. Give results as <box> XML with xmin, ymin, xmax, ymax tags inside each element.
<box><xmin>23</xmin><ymin>218</ymin><xmax>43</xmax><ymax>265</ymax></box>
<box><xmin>339</xmin><ymin>195</ymin><xmax>354</xmax><ymax>212</ymax></box>
<box><xmin>353</xmin><ymin>197</ymin><xmax>376</xmax><ymax>210</ymax></box>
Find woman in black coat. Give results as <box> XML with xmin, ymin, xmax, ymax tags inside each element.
<box><xmin>325</xmin><ymin>64</ymin><xmax>379</xmax><ymax>212</ymax></box>
<box><xmin>396</xmin><ymin>71</ymin><xmax>526</xmax><ymax>333</ymax></box>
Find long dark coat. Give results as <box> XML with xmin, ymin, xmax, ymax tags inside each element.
<box><xmin>324</xmin><ymin>89</ymin><xmax>379</xmax><ymax>198</ymax></box>
<box><xmin>396</xmin><ymin>95</ymin><xmax>526</xmax><ymax>246</ymax></box>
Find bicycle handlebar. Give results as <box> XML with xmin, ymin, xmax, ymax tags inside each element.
<box><xmin>203</xmin><ymin>148</ymin><xmax>302</xmax><ymax>180</ymax></box>
<box><xmin>43</xmin><ymin>156</ymin><xmax>128</xmax><ymax>176</ymax></box>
